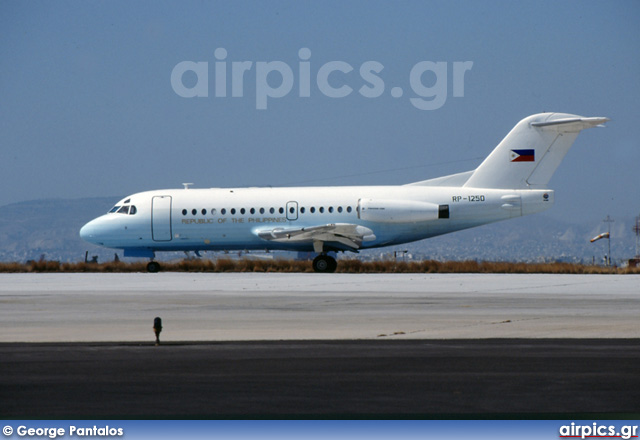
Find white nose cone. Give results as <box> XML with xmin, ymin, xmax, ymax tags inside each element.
<box><xmin>79</xmin><ymin>219</ymin><xmax>102</xmax><ymax>245</ymax></box>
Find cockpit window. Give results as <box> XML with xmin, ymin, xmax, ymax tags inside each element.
<box><xmin>124</xmin><ymin>199</ymin><xmax>131</xmax><ymax>204</ymax></box>
<box><xmin>109</xmin><ymin>206</ymin><xmax>121</xmax><ymax>213</ymax></box>
<box><xmin>129</xmin><ymin>205</ymin><xmax>137</xmax><ymax>215</ymax></box>
<box><xmin>117</xmin><ymin>206</ymin><xmax>130</xmax><ymax>214</ymax></box>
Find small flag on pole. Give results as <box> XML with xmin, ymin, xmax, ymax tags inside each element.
<box><xmin>590</xmin><ymin>232</ymin><xmax>610</xmax><ymax>243</ymax></box>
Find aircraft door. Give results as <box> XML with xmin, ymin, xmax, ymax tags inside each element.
<box><xmin>151</xmin><ymin>196</ymin><xmax>172</xmax><ymax>241</ymax></box>
<box><xmin>286</xmin><ymin>201</ymin><xmax>298</xmax><ymax>221</ymax></box>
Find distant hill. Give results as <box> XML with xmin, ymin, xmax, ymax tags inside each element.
<box><xmin>0</xmin><ymin>197</ymin><xmax>119</xmax><ymax>262</ymax></box>
<box><xmin>0</xmin><ymin>197</ymin><xmax>636</xmax><ymax>264</ymax></box>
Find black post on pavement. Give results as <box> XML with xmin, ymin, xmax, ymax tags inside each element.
<box><xmin>153</xmin><ymin>317</ymin><xmax>162</xmax><ymax>345</ymax></box>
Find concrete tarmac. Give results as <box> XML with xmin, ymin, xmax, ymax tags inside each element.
<box><xmin>1</xmin><ymin>273</ymin><xmax>638</xmax><ymax>417</ymax></box>
<box><xmin>1</xmin><ymin>273</ymin><xmax>638</xmax><ymax>341</ymax></box>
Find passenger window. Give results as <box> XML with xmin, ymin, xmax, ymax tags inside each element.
<box><xmin>300</xmin><ymin>207</ymin><xmax>305</xmax><ymax>214</ymax></box>
<box><xmin>310</xmin><ymin>207</ymin><xmax>315</xmax><ymax>213</ymax></box>
<box><xmin>231</xmin><ymin>208</ymin><xmax>236</xmax><ymax>215</ymax></box>
<box><xmin>201</xmin><ymin>209</ymin><xmax>207</xmax><ymax>215</ymax></box>
<box><xmin>130</xmin><ymin>206</ymin><xmax>137</xmax><ymax>215</ymax></box>
<box><xmin>240</xmin><ymin>208</ymin><xmax>246</xmax><ymax>215</ymax></box>
<box><xmin>319</xmin><ymin>207</ymin><xmax>324</xmax><ymax>213</ymax></box>
<box><xmin>347</xmin><ymin>206</ymin><xmax>352</xmax><ymax>213</ymax></box>
<box><xmin>221</xmin><ymin>208</ymin><xmax>227</xmax><ymax>215</ymax></box>
<box><xmin>182</xmin><ymin>209</ymin><xmax>187</xmax><ymax>216</ymax></box>
<box><xmin>279</xmin><ymin>207</ymin><xmax>284</xmax><ymax>214</ymax></box>
<box><xmin>338</xmin><ymin>206</ymin><xmax>343</xmax><ymax>213</ymax></box>
<box><xmin>250</xmin><ymin>208</ymin><xmax>255</xmax><ymax>215</ymax></box>
<box><xmin>260</xmin><ymin>208</ymin><xmax>265</xmax><ymax>214</ymax></box>
<box><xmin>328</xmin><ymin>207</ymin><xmax>334</xmax><ymax>213</ymax></box>
<box><xmin>269</xmin><ymin>208</ymin><xmax>275</xmax><ymax>214</ymax></box>
<box><xmin>192</xmin><ymin>209</ymin><xmax>197</xmax><ymax>215</ymax></box>
<box><xmin>211</xmin><ymin>209</ymin><xmax>216</xmax><ymax>215</ymax></box>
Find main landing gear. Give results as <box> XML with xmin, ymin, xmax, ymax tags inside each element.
<box><xmin>147</xmin><ymin>261</ymin><xmax>161</xmax><ymax>273</ymax></box>
<box><xmin>312</xmin><ymin>254</ymin><xmax>337</xmax><ymax>273</ymax></box>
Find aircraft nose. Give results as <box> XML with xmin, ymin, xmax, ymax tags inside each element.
<box><xmin>79</xmin><ymin>218</ymin><xmax>104</xmax><ymax>245</ymax></box>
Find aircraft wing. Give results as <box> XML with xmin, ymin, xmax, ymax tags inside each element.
<box><xmin>255</xmin><ymin>223</ymin><xmax>376</xmax><ymax>252</ymax></box>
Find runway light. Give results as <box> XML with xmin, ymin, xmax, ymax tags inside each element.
<box><xmin>153</xmin><ymin>317</ymin><xmax>163</xmax><ymax>345</ymax></box>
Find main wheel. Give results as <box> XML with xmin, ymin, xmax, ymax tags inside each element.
<box><xmin>147</xmin><ymin>261</ymin><xmax>161</xmax><ymax>273</ymax></box>
<box><xmin>312</xmin><ymin>255</ymin><xmax>337</xmax><ymax>273</ymax></box>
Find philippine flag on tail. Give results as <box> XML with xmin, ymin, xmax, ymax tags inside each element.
<box><xmin>510</xmin><ymin>149</ymin><xmax>535</xmax><ymax>162</ymax></box>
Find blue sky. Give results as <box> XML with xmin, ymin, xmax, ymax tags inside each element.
<box><xmin>1</xmin><ymin>0</ymin><xmax>638</xmax><ymax>224</ymax></box>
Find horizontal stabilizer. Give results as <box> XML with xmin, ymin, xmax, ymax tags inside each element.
<box><xmin>530</xmin><ymin>117</ymin><xmax>609</xmax><ymax>130</ymax></box>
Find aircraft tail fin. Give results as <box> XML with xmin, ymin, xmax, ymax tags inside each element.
<box><xmin>462</xmin><ymin>113</ymin><xmax>608</xmax><ymax>189</ymax></box>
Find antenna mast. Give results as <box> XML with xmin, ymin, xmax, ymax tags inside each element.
<box><xmin>603</xmin><ymin>215</ymin><xmax>614</xmax><ymax>266</ymax></box>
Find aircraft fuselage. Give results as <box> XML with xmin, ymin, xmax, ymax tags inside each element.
<box><xmin>80</xmin><ymin>185</ymin><xmax>552</xmax><ymax>255</ymax></box>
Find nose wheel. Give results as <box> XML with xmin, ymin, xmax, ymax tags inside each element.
<box><xmin>312</xmin><ymin>254</ymin><xmax>337</xmax><ymax>273</ymax></box>
<box><xmin>147</xmin><ymin>261</ymin><xmax>161</xmax><ymax>273</ymax></box>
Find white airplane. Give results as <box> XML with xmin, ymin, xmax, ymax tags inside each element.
<box><xmin>80</xmin><ymin>112</ymin><xmax>608</xmax><ymax>273</ymax></box>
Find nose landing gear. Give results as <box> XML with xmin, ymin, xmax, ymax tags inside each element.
<box><xmin>147</xmin><ymin>261</ymin><xmax>161</xmax><ymax>273</ymax></box>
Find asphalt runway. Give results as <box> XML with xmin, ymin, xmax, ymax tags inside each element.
<box><xmin>1</xmin><ymin>273</ymin><xmax>638</xmax><ymax>417</ymax></box>
<box><xmin>2</xmin><ymin>339</ymin><xmax>639</xmax><ymax>417</ymax></box>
